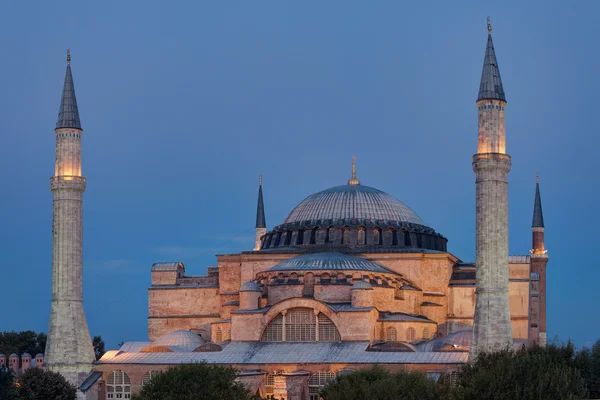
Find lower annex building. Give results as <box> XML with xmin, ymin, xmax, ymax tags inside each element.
<box><xmin>87</xmin><ymin>25</ymin><xmax>549</xmax><ymax>400</ymax></box>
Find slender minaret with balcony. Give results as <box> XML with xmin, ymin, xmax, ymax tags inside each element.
<box><xmin>45</xmin><ymin>51</ymin><xmax>95</xmax><ymax>389</ymax></box>
<box><xmin>469</xmin><ymin>19</ymin><xmax>513</xmax><ymax>360</ymax></box>
<box><xmin>529</xmin><ymin>174</ymin><xmax>548</xmax><ymax>346</ymax></box>
<box><xmin>254</xmin><ymin>175</ymin><xmax>266</xmax><ymax>250</ymax></box>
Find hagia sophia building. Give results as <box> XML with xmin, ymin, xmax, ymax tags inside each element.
<box><xmin>38</xmin><ymin>21</ymin><xmax>548</xmax><ymax>400</ymax></box>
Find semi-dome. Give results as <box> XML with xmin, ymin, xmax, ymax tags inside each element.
<box><xmin>266</xmin><ymin>252</ymin><xmax>397</xmax><ymax>274</ymax></box>
<box><xmin>283</xmin><ymin>184</ymin><xmax>424</xmax><ymax>226</ymax></box>
<box><xmin>154</xmin><ymin>330</ymin><xmax>205</xmax><ymax>350</ymax></box>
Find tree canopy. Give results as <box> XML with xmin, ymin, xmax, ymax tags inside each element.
<box><xmin>319</xmin><ymin>366</ymin><xmax>443</xmax><ymax>400</ymax></box>
<box><xmin>453</xmin><ymin>342</ymin><xmax>588</xmax><ymax>400</ymax></box>
<box><xmin>0</xmin><ymin>331</ymin><xmax>46</xmax><ymax>357</ymax></box>
<box><xmin>133</xmin><ymin>363</ymin><xmax>251</xmax><ymax>400</ymax></box>
<box><xmin>16</xmin><ymin>368</ymin><xmax>76</xmax><ymax>400</ymax></box>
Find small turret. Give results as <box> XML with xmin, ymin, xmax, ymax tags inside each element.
<box><xmin>35</xmin><ymin>353</ymin><xmax>44</xmax><ymax>369</ymax></box>
<box><xmin>351</xmin><ymin>280</ymin><xmax>373</xmax><ymax>308</ymax></box>
<box><xmin>0</xmin><ymin>354</ymin><xmax>5</xmax><ymax>367</ymax></box>
<box><xmin>254</xmin><ymin>175</ymin><xmax>267</xmax><ymax>250</ymax></box>
<box><xmin>8</xmin><ymin>354</ymin><xmax>19</xmax><ymax>376</ymax></box>
<box><xmin>239</xmin><ymin>281</ymin><xmax>262</xmax><ymax>310</ymax></box>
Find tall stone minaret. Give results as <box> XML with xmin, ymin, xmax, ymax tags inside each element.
<box><xmin>45</xmin><ymin>51</ymin><xmax>95</xmax><ymax>389</ymax></box>
<box><xmin>469</xmin><ymin>19</ymin><xmax>513</xmax><ymax>360</ymax></box>
<box><xmin>529</xmin><ymin>174</ymin><xmax>548</xmax><ymax>346</ymax></box>
<box><xmin>254</xmin><ymin>175</ymin><xmax>266</xmax><ymax>250</ymax></box>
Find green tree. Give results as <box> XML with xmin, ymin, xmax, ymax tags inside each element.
<box><xmin>17</xmin><ymin>368</ymin><xmax>76</xmax><ymax>400</ymax></box>
<box><xmin>574</xmin><ymin>340</ymin><xmax>600</xmax><ymax>398</ymax></box>
<box><xmin>133</xmin><ymin>363</ymin><xmax>251</xmax><ymax>400</ymax></box>
<box><xmin>0</xmin><ymin>331</ymin><xmax>45</xmax><ymax>357</ymax></box>
<box><xmin>454</xmin><ymin>344</ymin><xmax>588</xmax><ymax>400</ymax></box>
<box><xmin>320</xmin><ymin>366</ymin><xmax>442</xmax><ymax>400</ymax></box>
<box><xmin>92</xmin><ymin>336</ymin><xmax>105</xmax><ymax>360</ymax></box>
<box><xmin>0</xmin><ymin>365</ymin><xmax>18</xmax><ymax>400</ymax></box>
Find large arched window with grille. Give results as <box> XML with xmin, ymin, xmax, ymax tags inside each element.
<box><xmin>386</xmin><ymin>327</ymin><xmax>397</xmax><ymax>341</ymax></box>
<box><xmin>106</xmin><ymin>370</ymin><xmax>131</xmax><ymax>399</ymax></box>
<box><xmin>142</xmin><ymin>370</ymin><xmax>160</xmax><ymax>387</ymax></box>
<box><xmin>262</xmin><ymin>308</ymin><xmax>341</xmax><ymax>342</ymax></box>
<box><xmin>309</xmin><ymin>372</ymin><xmax>335</xmax><ymax>400</ymax></box>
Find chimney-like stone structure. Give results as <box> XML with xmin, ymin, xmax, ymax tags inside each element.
<box><xmin>8</xmin><ymin>354</ymin><xmax>19</xmax><ymax>376</ymax></box>
<box><xmin>44</xmin><ymin>51</ymin><xmax>95</xmax><ymax>390</ymax></box>
<box><xmin>35</xmin><ymin>353</ymin><xmax>44</xmax><ymax>369</ymax></box>
<box><xmin>469</xmin><ymin>20</ymin><xmax>513</xmax><ymax>361</ymax></box>
<box><xmin>529</xmin><ymin>175</ymin><xmax>548</xmax><ymax>346</ymax></box>
<box><xmin>20</xmin><ymin>353</ymin><xmax>31</xmax><ymax>373</ymax></box>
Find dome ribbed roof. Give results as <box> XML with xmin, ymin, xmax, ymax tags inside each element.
<box><xmin>283</xmin><ymin>185</ymin><xmax>424</xmax><ymax>226</ymax></box>
<box><xmin>266</xmin><ymin>252</ymin><xmax>397</xmax><ymax>274</ymax></box>
<box><xmin>154</xmin><ymin>330</ymin><xmax>204</xmax><ymax>350</ymax></box>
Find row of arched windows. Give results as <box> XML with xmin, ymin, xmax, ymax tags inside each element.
<box><xmin>264</xmin><ymin>371</ymin><xmax>335</xmax><ymax>399</ymax></box>
<box><xmin>385</xmin><ymin>327</ymin><xmax>431</xmax><ymax>342</ymax></box>
<box><xmin>106</xmin><ymin>370</ymin><xmax>161</xmax><ymax>399</ymax></box>
<box><xmin>264</xmin><ymin>226</ymin><xmax>434</xmax><ymax>248</ymax></box>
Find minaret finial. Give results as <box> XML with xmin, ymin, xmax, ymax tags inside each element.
<box><xmin>259</xmin><ymin>174</ymin><xmax>263</xmax><ymax>186</ymax></box>
<box><xmin>536</xmin><ymin>172</ymin><xmax>539</xmax><ymax>183</ymax></box>
<box><xmin>347</xmin><ymin>155</ymin><xmax>360</xmax><ymax>186</ymax></box>
<box><xmin>487</xmin><ymin>16</ymin><xmax>492</xmax><ymax>33</ymax></box>
<box><xmin>67</xmin><ymin>49</ymin><xmax>71</xmax><ymax>65</ymax></box>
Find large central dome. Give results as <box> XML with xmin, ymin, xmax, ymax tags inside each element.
<box><xmin>283</xmin><ymin>184</ymin><xmax>424</xmax><ymax>226</ymax></box>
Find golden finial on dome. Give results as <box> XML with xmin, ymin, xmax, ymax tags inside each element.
<box><xmin>67</xmin><ymin>49</ymin><xmax>71</xmax><ymax>65</ymax></box>
<box><xmin>347</xmin><ymin>155</ymin><xmax>360</xmax><ymax>186</ymax></box>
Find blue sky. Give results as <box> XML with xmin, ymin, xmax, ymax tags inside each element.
<box><xmin>1</xmin><ymin>1</ymin><xmax>598</xmax><ymax>349</ymax></box>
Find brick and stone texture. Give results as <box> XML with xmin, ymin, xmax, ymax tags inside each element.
<box><xmin>45</xmin><ymin>128</ymin><xmax>95</xmax><ymax>395</ymax></box>
<box><xmin>470</xmin><ymin>150</ymin><xmax>513</xmax><ymax>360</ymax></box>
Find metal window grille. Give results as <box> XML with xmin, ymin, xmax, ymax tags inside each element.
<box><xmin>386</xmin><ymin>327</ymin><xmax>397</xmax><ymax>341</ymax></box>
<box><xmin>309</xmin><ymin>371</ymin><xmax>335</xmax><ymax>395</ymax></box>
<box><xmin>106</xmin><ymin>371</ymin><xmax>131</xmax><ymax>399</ymax></box>
<box><xmin>407</xmin><ymin>327</ymin><xmax>416</xmax><ymax>341</ymax></box>
<box><xmin>286</xmin><ymin>308</ymin><xmax>316</xmax><ymax>342</ymax></box>
<box><xmin>265</xmin><ymin>374</ymin><xmax>275</xmax><ymax>394</ymax></box>
<box><xmin>262</xmin><ymin>314</ymin><xmax>283</xmax><ymax>342</ymax></box>
<box><xmin>318</xmin><ymin>313</ymin><xmax>341</xmax><ymax>341</ymax></box>
<box><xmin>142</xmin><ymin>370</ymin><xmax>160</xmax><ymax>386</ymax></box>
<box><xmin>373</xmin><ymin>229</ymin><xmax>381</xmax><ymax>245</ymax></box>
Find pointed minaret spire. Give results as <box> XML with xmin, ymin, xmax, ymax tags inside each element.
<box><xmin>56</xmin><ymin>49</ymin><xmax>82</xmax><ymax>130</ymax></box>
<box><xmin>254</xmin><ymin>175</ymin><xmax>267</xmax><ymax>250</ymax></box>
<box><xmin>347</xmin><ymin>155</ymin><xmax>360</xmax><ymax>186</ymax></box>
<box><xmin>256</xmin><ymin>175</ymin><xmax>266</xmax><ymax>229</ymax></box>
<box><xmin>532</xmin><ymin>173</ymin><xmax>544</xmax><ymax>227</ymax></box>
<box><xmin>478</xmin><ymin>17</ymin><xmax>506</xmax><ymax>102</ymax></box>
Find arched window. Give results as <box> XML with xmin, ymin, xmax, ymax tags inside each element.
<box><xmin>309</xmin><ymin>372</ymin><xmax>335</xmax><ymax>399</ymax></box>
<box><xmin>373</xmin><ymin>228</ymin><xmax>381</xmax><ymax>245</ymax></box>
<box><xmin>423</xmin><ymin>327</ymin><xmax>430</xmax><ymax>339</ymax></box>
<box><xmin>215</xmin><ymin>328</ymin><xmax>222</xmax><ymax>343</ymax></box>
<box><xmin>407</xmin><ymin>327</ymin><xmax>416</xmax><ymax>342</ymax></box>
<box><xmin>357</xmin><ymin>227</ymin><xmax>366</xmax><ymax>245</ymax></box>
<box><xmin>336</xmin><ymin>272</ymin><xmax>346</xmax><ymax>283</ymax></box>
<box><xmin>328</xmin><ymin>227</ymin><xmax>336</xmax><ymax>243</ymax></box>
<box><xmin>106</xmin><ymin>370</ymin><xmax>131</xmax><ymax>399</ymax></box>
<box><xmin>390</xmin><ymin>228</ymin><xmax>398</xmax><ymax>245</ymax></box>
<box><xmin>320</xmin><ymin>273</ymin><xmax>331</xmax><ymax>284</ymax></box>
<box><xmin>142</xmin><ymin>370</ymin><xmax>160</xmax><ymax>387</ymax></box>
<box><xmin>304</xmin><ymin>272</ymin><xmax>315</xmax><ymax>297</ymax></box>
<box><xmin>386</xmin><ymin>327</ymin><xmax>397</xmax><ymax>341</ymax></box>
<box><xmin>342</xmin><ymin>227</ymin><xmax>350</xmax><ymax>244</ymax></box>
<box><xmin>262</xmin><ymin>308</ymin><xmax>340</xmax><ymax>342</ymax></box>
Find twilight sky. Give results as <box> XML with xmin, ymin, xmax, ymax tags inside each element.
<box><xmin>1</xmin><ymin>1</ymin><xmax>598</xmax><ymax>349</ymax></box>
